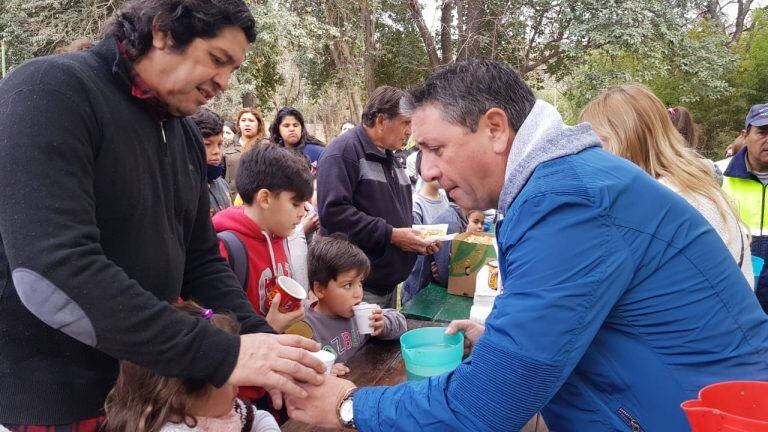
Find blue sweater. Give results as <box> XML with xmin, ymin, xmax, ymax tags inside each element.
<box><xmin>353</xmin><ymin>102</ymin><xmax>768</xmax><ymax>431</ymax></box>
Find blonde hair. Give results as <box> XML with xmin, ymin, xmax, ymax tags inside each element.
<box><xmin>579</xmin><ymin>84</ymin><xmax>738</xmax><ymax>224</ymax></box>
<box><xmin>236</xmin><ymin>107</ymin><xmax>268</xmax><ymax>150</ymax></box>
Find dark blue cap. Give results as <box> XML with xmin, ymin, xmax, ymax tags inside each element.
<box><xmin>745</xmin><ymin>103</ymin><xmax>768</xmax><ymax>129</ymax></box>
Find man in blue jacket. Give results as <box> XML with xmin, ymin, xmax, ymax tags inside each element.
<box><xmin>286</xmin><ymin>60</ymin><xmax>768</xmax><ymax>431</ymax></box>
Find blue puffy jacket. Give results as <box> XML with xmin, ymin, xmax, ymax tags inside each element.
<box><xmin>354</xmin><ymin>101</ymin><xmax>768</xmax><ymax>432</ymax></box>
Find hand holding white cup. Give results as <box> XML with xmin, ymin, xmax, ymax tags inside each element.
<box><xmin>307</xmin><ymin>349</ymin><xmax>336</xmax><ymax>375</ymax></box>
<box><xmin>353</xmin><ymin>303</ymin><xmax>379</xmax><ymax>335</ymax></box>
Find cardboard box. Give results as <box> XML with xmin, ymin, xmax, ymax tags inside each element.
<box><xmin>447</xmin><ymin>232</ymin><xmax>497</xmax><ymax>297</ymax></box>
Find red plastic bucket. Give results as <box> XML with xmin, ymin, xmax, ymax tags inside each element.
<box><xmin>682</xmin><ymin>381</ymin><xmax>768</xmax><ymax>431</ymax></box>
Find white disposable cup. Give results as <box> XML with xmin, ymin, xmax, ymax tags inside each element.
<box><xmin>308</xmin><ymin>349</ymin><xmax>336</xmax><ymax>374</ymax></box>
<box><xmin>353</xmin><ymin>303</ymin><xmax>379</xmax><ymax>335</ymax></box>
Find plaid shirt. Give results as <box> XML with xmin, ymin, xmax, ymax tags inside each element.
<box><xmin>3</xmin><ymin>417</ymin><xmax>103</xmax><ymax>432</ymax></box>
<box><xmin>116</xmin><ymin>41</ymin><xmax>170</xmax><ymax>121</ymax></box>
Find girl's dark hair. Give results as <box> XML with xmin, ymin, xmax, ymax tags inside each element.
<box><xmin>236</xmin><ymin>143</ymin><xmax>313</xmax><ymax>205</ymax></box>
<box><xmin>190</xmin><ymin>107</ymin><xmax>224</xmax><ymax>138</ymax></box>
<box><xmin>308</xmin><ymin>234</ymin><xmax>371</xmax><ymax>289</ymax></box>
<box><xmin>104</xmin><ymin>301</ymin><xmax>240</xmax><ymax>432</ymax></box>
<box><xmin>102</xmin><ymin>0</ymin><xmax>256</xmax><ymax>61</ymax></box>
<box><xmin>668</xmin><ymin>106</ymin><xmax>700</xmax><ymax>150</ymax></box>
<box><xmin>269</xmin><ymin>107</ymin><xmax>322</xmax><ymax>152</ymax></box>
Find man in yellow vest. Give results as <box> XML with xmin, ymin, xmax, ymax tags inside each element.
<box><xmin>723</xmin><ymin>103</ymin><xmax>768</xmax><ymax>312</ymax></box>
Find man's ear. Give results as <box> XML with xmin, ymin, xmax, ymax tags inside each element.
<box><xmin>374</xmin><ymin>113</ymin><xmax>387</xmax><ymax>131</ymax></box>
<box><xmin>482</xmin><ymin>108</ymin><xmax>515</xmax><ymax>155</ymax></box>
<box><xmin>151</xmin><ymin>16</ymin><xmax>173</xmax><ymax>50</ymax></box>
<box><xmin>740</xmin><ymin>129</ymin><xmax>748</xmax><ymax>139</ymax></box>
<box><xmin>255</xmin><ymin>189</ymin><xmax>272</xmax><ymax>209</ymax></box>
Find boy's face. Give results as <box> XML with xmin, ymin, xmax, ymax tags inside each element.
<box><xmin>314</xmin><ymin>269</ymin><xmax>365</xmax><ymax>318</ymax></box>
<box><xmin>260</xmin><ymin>190</ymin><xmax>306</xmax><ymax>238</ymax></box>
<box><xmin>204</xmin><ymin>133</ymin><xmax>223</xmax><ymax>165</ymax></box>
<box><xmin>466</xmin><ymin>211</ymin><xmax>485</xmax><ymax>233</ymax></box>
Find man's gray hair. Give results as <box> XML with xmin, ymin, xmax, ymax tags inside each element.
<box><xmin>400</xmin><ymin>60</ymin><xmax>535</xmax><ymax>133</ymax></box>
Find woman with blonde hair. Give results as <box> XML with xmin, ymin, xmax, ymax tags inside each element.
<box><xmin>580</xmin><ymin>84</ymin><xmax>754</xmax><ymax>288</ymax></box>
<box><xmin>223</xmin><ymin>108</ymin><xmax>268</xmax><ymax>196</ymax></box>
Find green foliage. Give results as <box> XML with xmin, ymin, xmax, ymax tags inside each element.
<box><xmin>209</xmin><ymin>1</ymin><xmax>336</xmax><ymax>116</ymax></box>
<box><xmin>0</xmin><ymin>0</ymin><xmax>121</xmax><ymax>68</ymax></box>
<box><xmin>559</xmin><ymin>17</ymin><xmax>740</xmax><ymax>158</ymax></box>
<box><xmin>375</xmin><ymin>0</ymin><xmax>430</xmax><ymax>90</ymax></box>
<box><xmin>739</xmin><ymin>9</ymin><xmax>768</xmax><ymax>106</ymax></box>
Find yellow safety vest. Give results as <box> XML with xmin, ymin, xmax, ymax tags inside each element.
<box><xmin>723</xmin><ymin>176</ymin><xmax>768</xmax><ymax>236</ymax></box>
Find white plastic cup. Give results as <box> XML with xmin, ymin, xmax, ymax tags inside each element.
<box><xmin>353</xmin><ymin>303</ymin><xmax>379</xmax><ymax>335</ymax></box>
<box><xmin>308</xmin><ymin>349</ymin><xmax>336</xmax><ymax>374</ymax></box>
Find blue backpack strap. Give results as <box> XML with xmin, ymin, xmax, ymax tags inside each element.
<box><xmin>217</xmin><ymin>230</ymin><xmax>249</xmax><ymax>291</ymax></box>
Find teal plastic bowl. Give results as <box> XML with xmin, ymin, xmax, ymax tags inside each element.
<box><xmin>400</xmin><ymin>326</ymin><xmax>464</xmax><ymax>381</ymax></box>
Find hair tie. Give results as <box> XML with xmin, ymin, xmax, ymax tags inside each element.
<box><xmin>201</xmin><ymin>309</ymin><xmax>213</xmax><ymax>320</ymax></box>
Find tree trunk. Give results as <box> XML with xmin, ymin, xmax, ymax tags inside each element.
<box><xmin>323</xmin><ymin>0</ymin><xmax>363</xmax><ymax>122</ymax></box>
<box><xmin>242</xmin><ymin>92</ymin><xmax>255</xmax><ymax>108</ymax></box>
<box><xmin>440</xmin><ymin>0</ymin><xmax>453</xmax><ymax>64</ymax></box>
<box><xmin>348</xmin><ymin>87</ymin><xmax>362</xmax><ymax>123</ymax></box>
<box><xmin>406</xmin><ymin>0</ymin><xmax>441</xmax><ymax>69</ymax></box>
<box><xmin>730</xmin><ymin>0</ymin><xmax>754</xmax><ymax>46</ymax></box>
<box><xmin>464</xmin><ymin>0</ymin><xmax>484</xmax><ymax>59</ymax></box>
<box><xmin>456</xmin><ymin>0</ymin><xmax>467</xmax><ymax>60</ymax></box>
<box><xmin>360</xmin><ymin>0</ymin><xmax>377</xmax><ymax>97</ymax></box>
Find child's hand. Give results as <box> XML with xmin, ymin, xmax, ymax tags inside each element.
<box><xmin>301</xmin><ymin>213</ymin><xmax>320</xmax><ymax>236</ymax></box>
<box><xmin>266</xmin><ymin>293</ymin><xmax>306</xmax><ymax>333</ymax></box>
<box><xmin>431</xmin><ymin>261</ymin><xmax>440</xmax><ymax>281</ymax></box>
<box><xmin>331</xmin><ymin>362</ymin><xmax>350</xmax><ymax>376</ymax></box>
<box><xmin>370</xmin><ymin>308</ymin><xmax>385</xmax><ymax>337</ymax></box>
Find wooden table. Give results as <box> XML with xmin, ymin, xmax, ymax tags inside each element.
<box><xmin>282</xmin><ymin>319</ymin><xmax>548</xmax><ymax>432</ymax></box>
<box><xmin>401</xmin><ymin>282</ymin><xmax>473</xmax><ymax>323</ymax></box>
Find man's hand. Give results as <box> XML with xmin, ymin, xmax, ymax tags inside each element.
<box><xmin>286</xmin><ymin>376</ymin><xmax>357</xmax><ymax>429</ymax></box>
<box><xmin>228</xmin><ymin>333</ymin><xmax>325</xmax><ymax>408</ymax></box>
<box><xmin>331</xmin><ymin>362</ymin><xmax>350</xmax><ymax>376</ymax></box>
<box><xmin>266</xmin><ymin>293</ymin><xmax>306</xmax><ymax>333</ymax></box>
<box><xmin>445</xmin><ymin>319</ymin><xmax>485</xmax><ymax>355</ymax></box>
<box><xmin>370</xmin><ymin>308</ymin><xmax>385</xmax><ymax>337</ymax></box>
<box><xmin>391</xmin><ymin>227</ymin><xmax>439</xmax><ymax>255</ymax></box>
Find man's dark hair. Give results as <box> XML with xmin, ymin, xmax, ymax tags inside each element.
<box><xmin>401</xmin><ymin>60</ymin><xmax>535</xmax><ymax>133</ymax></box>
<box><xmin>102</xmin><ymin>0</ymin><xmax>256</xmax><ymax>61</ymax></box>
<box><xmin>361</xmin><ymin>86</ymin><xmax>407</xmax><ymax>127</ymax></box>
<box><xmin>308</xmin><ymin>234</ymin><xmax>371</xmax><ymax>290</ymax></box>
<box><xmin>189</xmin><ymin>107</ymin><xmax>223</xmax><ymax>138</ymax></box>
<box><xmin>236</xmin><ymin>143</ymin><xmax>313</xmax><ymax>205</ymax></box>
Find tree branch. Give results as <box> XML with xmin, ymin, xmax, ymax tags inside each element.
<box><xmin>406</xmin><ymin>0</ymin><xmax>441</xmax><ymax>69</ymax></box>
<box><xmin>440</xmin><ymin>0</ymin><xmax>453</xmax><ymax>64</ymax></box>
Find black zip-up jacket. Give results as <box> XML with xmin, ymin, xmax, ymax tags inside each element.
<box><xmin>0</xmin><ymin>38</ymin><xmax>271</xmax><ymax>424</ymax></box>
<box><xmin>317</xmin><ymin>126</ymin><xmax>416</xmax><ymax>294</ymax></box>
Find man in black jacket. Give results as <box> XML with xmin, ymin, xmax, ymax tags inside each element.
<box><xmin>0</xmin><ymin>0</ymin><xmax>323</xmax><ymax>428</ymax></box>
<box><xmin>317</xmin><ymin>86</ymin><xmax>438</xmax><ymax>308</ymax></box>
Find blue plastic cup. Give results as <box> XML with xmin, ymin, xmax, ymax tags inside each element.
<box><xmin>400</xmin><ymin>327</ymin><xmax>464</xmax><ymax>381</ymax></box>
<box><xmin>752</xmin><ymin>256</ymin><xmax>764</xmax><ymax>287</ymax></box>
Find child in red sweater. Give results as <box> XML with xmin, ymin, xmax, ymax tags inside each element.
<box><xmin>213</xmin><ymin>144</ymin><xmax>312</xmax><ymax>333</ymax></box>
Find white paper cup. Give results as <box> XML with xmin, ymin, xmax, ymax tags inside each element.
<box><xmin>308</xmin><ymin>349</ymin><xmax>336</xmax><ymax>374</ymax></box>
<box><xmin>353</xmin><ymin>303</ymin><xmax>379</xmax><ymax>335</ymax></box>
